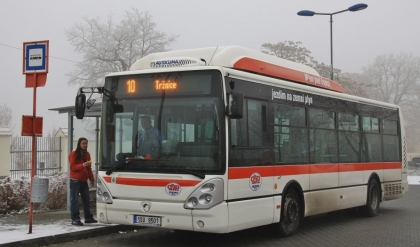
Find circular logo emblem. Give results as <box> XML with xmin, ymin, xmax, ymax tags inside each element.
<box><xmin>165</xmin><ymin>183</ymin><xmax>182</xmax><ymax>196</ymax></box>
<box><xmin>141</xmin><ymin>202</ymin><xmax>151</xmax><ymax>212</ymax></box>
<box><xmin>249</xmin><ymin>172</ymin><xmax>262</xmax><ymax>191</ymax></box>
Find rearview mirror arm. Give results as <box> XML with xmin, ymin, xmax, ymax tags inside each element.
<box><xmin>78</xmin><ymin>87</ymin><xmax>120</xmax><ymax>109</ymax></box>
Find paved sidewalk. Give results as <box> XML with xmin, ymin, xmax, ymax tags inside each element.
<box><xmin>0</xmin><ymin>208</ymin><xmax>141</xmax><ymax>247</ymax></box>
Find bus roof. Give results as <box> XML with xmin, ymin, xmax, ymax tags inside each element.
<box><xmin>130</xmin><ymin>46</ymin><xmax>344</xmax><ymax>93</ymax></box>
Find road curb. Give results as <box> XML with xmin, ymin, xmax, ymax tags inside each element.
<box><xmin>0</xmin><ymin>225</ymin><xmax>143</xmax><ymax>247</ymax></box>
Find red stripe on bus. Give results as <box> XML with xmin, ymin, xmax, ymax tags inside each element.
<box><xmin>274</xmin><ymin>165</ymin><xmax>310</xmax><ymax>176</ymax></box>
<box><xmin>233</xmin><ymin>57</ymin><xmax>345</xmax><ymax>93</ymax></box>
<box><xmin>339</xmin><ymin>163</ymin><xmax>364</xmax><ymax>172</ymax></box>
<box><xmin>102</xmin><ymin>162</ymin><xmax>401</xmax><ymax>183</ymax></box>
<box><xmin>102</xmin><ymin>177</ymin><xmax>201</xmax><ymax>187</ymax></box>
<box><xmin>229</xmin><ymin>162</ymin><xmax>402</xmax><ymax>179</ymax></box>
<box><xmin>310</xmin><ymin>164</ymin><xmax>338</xmax><ymax>173</ymax></box>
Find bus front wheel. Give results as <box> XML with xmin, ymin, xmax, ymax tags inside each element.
<box><xmin>277</xmin><ymin>188</ymin><xmax>301</xmax><ymax>237</ymax></box>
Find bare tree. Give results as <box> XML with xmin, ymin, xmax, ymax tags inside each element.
<box><xmin>363</xmin><ymin>52</ymin><xmax>420</xmax><ymax>153</ymax></box>
<box><xmin>336</xmin><ymin>72</ymin><xmax>372</xmax><ymax>98</ymax></box>
<box><xmin>66</xmin><ymin>8</ymin><xmax>178</xmax><ymax>87</ymax></box>
<box><xmin>0</xmin><ymin>103</ymin><xmax>12</xmax><ymax>128</ymax></box>
<box><xmin>261</xmin><ymin>41</ymin><xmax>316</xmax><ymax>66</ymax></box>
<box><xmin>362</xmin><ymin>52</ymin><xmax>420</xmax><ymax>106</ymax></box>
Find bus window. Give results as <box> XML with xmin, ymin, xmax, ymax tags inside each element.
<box><xmin>230</xmin><ymin>101</ymin><xmax>248</xmax><ymax>147</ymax></box>
<box><xmin>273</xmin><ymin>103</ymin><xmax>308</xmax><ymax>164</ymax></box>
<box><xmin>309</xmin><ymin>129</ymin><xmax>338</xmax><ymax>163</ymax></box>
<box><xmin>114</xmin><ymin>113</ymin><xmax>134</xmax><ymax>155</ymax></box>
<box><xmin>248</xmin><ymin>100</ymin><xmax>264</xmax><ymax>147</ymax></box>
<box><xmin>362</xmin><ymin>116</ymin><xmax>379</xmax><ymax>133</ymax></box>
<box><xmin>382</xmin><ymin>119</ymin><xmax>399</xmax><ymax>161</ymax></box>
<box><xmin>337</xmin><ymin>113</ymin><xmax>360</xmax><ymax>163</ymax></box>
<box><xmin>338</xmin><ymin>132</ymin><xmax>360</xmax><ymax>163</ymax></box>
<box><xmin>384</xmin><ymin>135</ymin><xmax>400</xmax><ymax>161</ymax></box>
<box><xmin>383</xmin><ymin>119</ymin><xmax>398</xmax><ymax>135</ymax></box>
<box><xmin>362</xmin><ymin>133</ymin><xmax>382</xmax><ymax>162</ymax></box>
<box><xmin>338</xmin><ymin>113</ymin><xmax>359</xmax><ymax>131</ymax></box>
<box><xmin>309</xmin><ymin>108</ymin><xmax>335</xmax><ymax>129</ymax></box>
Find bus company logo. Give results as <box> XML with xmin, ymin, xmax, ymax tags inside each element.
<box><xmin>249</xmin><ymin>173</ymin><xmax>262</xmax><ymax>191</ymax></box>
<box><xmin>151</xmin><ymin>59</ymin><xmax>179</xmax><ymax>67</ymax></box>
<box><xmin>155</xmin><ymin>59</ymin><xmax>178</xmax><ymax>65</ymax></box>
<box><xmin>165</xmin><ymin>183</ymin><xmax>182</xmax><ymax>196</ymax></box>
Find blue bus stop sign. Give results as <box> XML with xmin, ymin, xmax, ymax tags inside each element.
<box><xmin>23</xmin><ymin>41</ymin><xmax>49</xmax><ymax>74</ymax></box>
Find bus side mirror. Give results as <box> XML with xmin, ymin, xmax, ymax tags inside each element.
<box><xmin>226</xmin><ymin>92</ymin><xmax>243</xmax><ymax>119</ymax></box>
<box><xmin>75</xmin><ymin>94</ymin><xmax>86</xmax><ymax>119</ymax></box>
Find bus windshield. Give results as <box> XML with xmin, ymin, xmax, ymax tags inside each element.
<box><xmin>100</xmin><ymin>70</ymin><xmax>225</xmax><ymax>175</ymax></box>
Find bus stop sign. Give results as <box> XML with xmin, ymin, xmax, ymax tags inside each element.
<box><xmin>23</xmin><ymin>40</ymin><xmax>49</xmax><ymax>87</ymax></box>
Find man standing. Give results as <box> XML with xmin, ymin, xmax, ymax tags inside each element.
<box><xmin>137</xmin><ymin>116</ymin><xmax>163</xmax><ymax>159</ymax></box>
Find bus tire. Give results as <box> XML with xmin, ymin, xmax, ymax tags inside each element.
<box><xmin>277</xmin><ymin>188</ymin><xmax>301</xmax><ymax>237</ymax></box>
<box><xmin>363</xmin><ymin>178</ymin><xmax>380</xmax><ymax>217</ymax></box>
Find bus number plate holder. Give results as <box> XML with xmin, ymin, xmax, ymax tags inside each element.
<box><xmin>133</xmin><ymin>215</ymin><xmax>161</xmax><ymax>227</ymax></box>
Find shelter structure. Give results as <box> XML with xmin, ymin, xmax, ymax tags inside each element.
<box><xmin>49</xmin><ymin>102</ymin><xmax>102</xmax><ymax>209</ymax></box>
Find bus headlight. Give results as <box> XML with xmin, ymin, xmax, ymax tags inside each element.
<box><xmin>97</xmin><ymin>176</ymin><xmax>113</xmax><ymax>204</ymax></box>
<box><xmin>187</xmin><ymin>197</ymin><xmax>199</xmax><ymax>207</ymax></box>
<box><xmin>184</xmin><ymin>178</ymin><xmax>223</xmax><ymax>209</ymax></box>
<box><xmin>103</xmin><ymin>192</ymin><xmax>110</xmax><ymax>201</ymax></box>
<box><xmin>199</xmin><ymin>193</ymin><xmax>213</xmax><ymax>204</ymax></box>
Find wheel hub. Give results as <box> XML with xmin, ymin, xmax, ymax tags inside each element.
<box><xmin>284</xmin><ymin>197</ymin><xmax>299</xmax><ymax>223</ymax></box>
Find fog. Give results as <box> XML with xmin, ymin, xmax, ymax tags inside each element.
<box><xmin>1</xmin><ymin>0</ymin><xmax>419</xmax><ymax>134</ymax></box>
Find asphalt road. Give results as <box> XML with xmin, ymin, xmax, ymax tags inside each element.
<box><xmin>48</xmin><ymin>185</ymin><xmax>420</xmax><ymax>247</ymax></box>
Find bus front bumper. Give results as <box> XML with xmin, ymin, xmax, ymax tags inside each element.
<box><xmin>97</xmin><ymin>199</ymin><xmax>229</xmax><ymax>233</ymax></box>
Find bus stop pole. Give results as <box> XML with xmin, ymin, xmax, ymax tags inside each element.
<box><xmin>29</xmin><ymin>73</ymin><xmax>38</xmax><ymax>234</ymax></box>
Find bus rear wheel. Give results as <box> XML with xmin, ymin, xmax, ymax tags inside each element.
<box><xmin>277</xmin><ymin>188</ymin><xmax>301</xmax><ymax>237</ymax></box>
<box><xmin>364</xmin><ymin>178</ymin><xmax>380</xmax><ymax>217</ymax></box>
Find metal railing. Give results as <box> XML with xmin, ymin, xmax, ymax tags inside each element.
<box><xmin>10</xmin><ymin>137</ymin><xmax>62</xmax><ymax>179</ymax></box>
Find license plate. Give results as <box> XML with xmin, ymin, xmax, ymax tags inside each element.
<box><xmin>133</xmin><ymin>215</ymin><xmax>161</xmax><ymax>227</ymax></box>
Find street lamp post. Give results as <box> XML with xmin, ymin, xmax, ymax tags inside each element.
<box><xmin>297</xmin><ymin>3</ymin><xmax>368</xmax><ymax>80</ymax></box>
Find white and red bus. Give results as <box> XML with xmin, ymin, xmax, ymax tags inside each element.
<box><xmin>75</xmin><ymin>46</ymin><xmax>408</xmax><ymax>237</ymax></box>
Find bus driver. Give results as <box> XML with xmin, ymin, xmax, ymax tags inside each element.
<box><xmin>136</xmin><ymin>116</ymin><xmax>163</xmax><ymax>159</ymax></box>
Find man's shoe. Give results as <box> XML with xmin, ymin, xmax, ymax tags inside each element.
<box><xmin>85</xmin><ymin>218</ymin><xmax>98</xmax><ymax>224</ymax></box>
<box><xmin>71</xmin><ymin>220</ymin><xmax>84</xmax><ymax>226</ymax></box>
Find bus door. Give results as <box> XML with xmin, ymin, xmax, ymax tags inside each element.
<box><xmin>227</xmin><ymin>99</ymin><xmax>274</xmax><ymax>232</ymax></box>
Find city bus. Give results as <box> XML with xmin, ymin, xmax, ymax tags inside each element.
<box><xmin>74</xmin><ymin>46</ymin><xmax>408</xmax><ymax>237</ymax></box>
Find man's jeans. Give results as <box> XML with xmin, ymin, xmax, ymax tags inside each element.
<box><xmin>70</xmin><ymin>179</ymin><xmax>93</xmax><ymax>221</ymax></box>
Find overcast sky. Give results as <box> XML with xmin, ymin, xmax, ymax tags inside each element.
<box><xmin>1</xmin><ymin>0</ymin><xmax>419</xmax><ymax>135</ymax></box>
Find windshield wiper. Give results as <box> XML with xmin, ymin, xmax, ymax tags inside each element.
<box><xmin>176</xmin><ymin>167</ymin><xmax>205</xmax><ymax>179</ymax></box>
<box><xmin>106</xmin><ymin>158</ymin><xmax>145</xmax><ymax>175</ymax></box>
<box><xmin>156</xmin><ymin>162</ymin><xmax>205</xmax><ymax>179</ymax></box>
